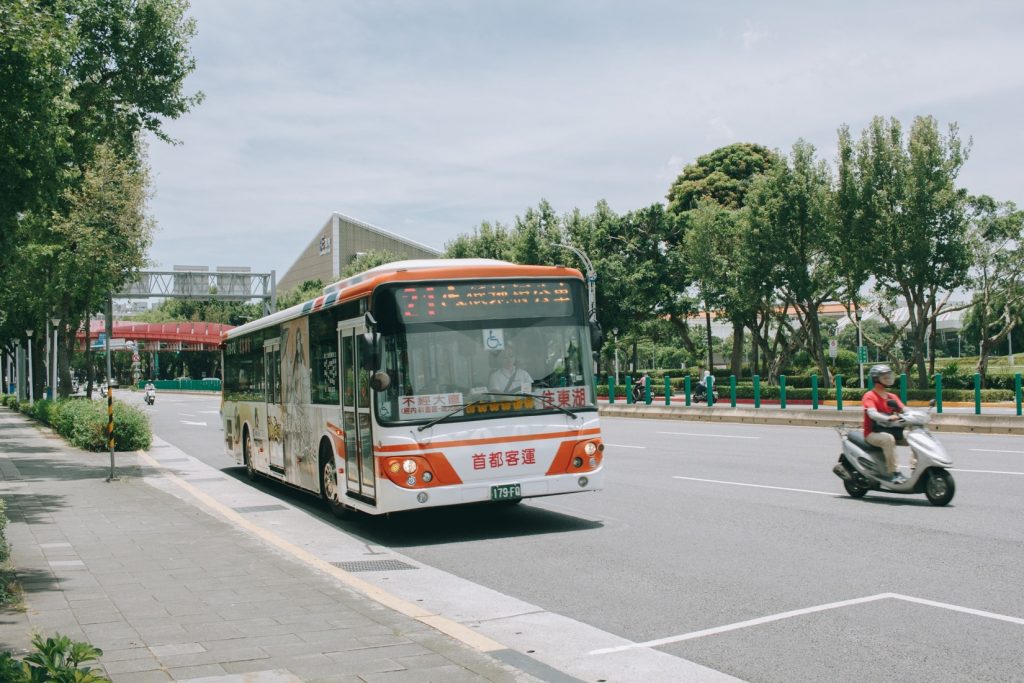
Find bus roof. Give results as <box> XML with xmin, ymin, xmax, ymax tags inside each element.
<box><xmin>226</xmin><ymin>258</ymin><xmax>584</xmax><ymax>340</ymax></box>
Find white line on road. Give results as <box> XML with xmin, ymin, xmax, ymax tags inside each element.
<box><xmin>180</xmin><ymin>420</ymin><xmax>207</xmax><ymax>426</ymax></box>
<box><xmin>969</xmin><ymin>449</ymin><xmax>1024</xmax><ymax>454</ymax></box>
<box><xmin>589</xmin><ymin>592</ymin><xmax>1024</xmax><ymax>655</ymax></box>
<box><xmin>951</xmin><ymin>468</ymin><xmax>1024</xmax><ymax>475</ymax></box>
<box><xmin>605</xmin><ymin>443</ymin><xmax>646</xmax><ymax>449</ymax></box>
<box><xmin>657</xmin><ymin>431</ymin><xmax>760</xmax><ymax>439</ymax></box>
<box><xmin>672</xmin><ymin>476</ymin><xmax>840</xmax><ymax>497</ymax></box>
<box><xmin>198</xmin><ymin>410</ymin><xmax>221</xmax><ymax>414</ymax></box>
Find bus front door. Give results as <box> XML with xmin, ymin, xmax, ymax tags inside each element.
<box><xmin>339</xmin><ymin>325</ymin><xmax>376</xmax><ymax>505</ymax></box>
<box><xmin>264</xmin><ymin>340</ymin><xmax>284</xmax><ymax>475</ymax></box>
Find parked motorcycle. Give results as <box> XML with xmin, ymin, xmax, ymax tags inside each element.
<box><xmin>832</xmin><ymin>401</ymin><xmax>955</xmax><ymax>506</ymax></box>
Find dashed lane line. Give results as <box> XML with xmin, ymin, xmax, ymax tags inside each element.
<box><xmin>672</xmin><ymin>475</ymin><xmax>840</xmax><ymax>497</ymax></box>
<box><xmin>657</xmin><ymin>431</ymin><xmax>760</xmax><ymax>439</ymax></box>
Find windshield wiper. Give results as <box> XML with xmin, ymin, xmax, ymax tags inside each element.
<box><xmin>483</xmin><ymin>392</ymin><xmax>579</xmax><ymax>420</ymax></box>
<box><xmin>417</xmin><ymin>399</ymin><xmax>489</xmax><ymax>432</ymax></box>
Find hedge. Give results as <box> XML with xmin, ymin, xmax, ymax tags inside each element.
<box><xmin>4</xmin><ymin>397</ymin><xmax>151</xmax><ymax>452</ymax></box>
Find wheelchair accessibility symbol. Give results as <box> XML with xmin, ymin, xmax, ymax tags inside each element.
<box><xmin>483</xmin><ymin>329</ymin><xmax>505</xmax><ymax>351</ymax></box>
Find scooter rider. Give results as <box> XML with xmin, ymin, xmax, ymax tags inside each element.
<box><xmin>862</xmin><ymin>364</ymin><xmax>907</xmax><ymax>483</ymax></box>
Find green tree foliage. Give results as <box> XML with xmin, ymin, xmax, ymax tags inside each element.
<box><xmin>961</xmin><ymin>196</ymin><xmax>1024</xmax><ymax>383</ymax></box>
<box><xmin>342</xmin><ymin>250</ymin><xmax>407</xmax><ymax>277</ymax></box>
<box><xmin>666</xmin><ymin>142</ymin><xmax>781</xmax><ymax>213</ymax></box>
<box><xmin>0</xmin><ymin>0</ymin><xmax>201</xmax><ymax>395</ymax></box>
<box><xmin>838</xmin><ymin>116</ymin><xmax>972</xmax><ymax>388</ymax></box>
<box><xmin>747</xmin><ymin>140</ymin><xmax>841</xmax><ymax>384</ymax></box>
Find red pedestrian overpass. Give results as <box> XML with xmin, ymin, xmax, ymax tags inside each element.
<box><xmin>76</xmin><ymin>321</ymin><xmax>234</xmax><ymax>351</ymax></box>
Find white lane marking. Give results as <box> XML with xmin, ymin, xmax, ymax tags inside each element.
<box><xmin>605</xmin><ymin>443</ymin><xmax>646</xmax><ymax>449</ymax></box>
<box><xmin>591</xmin><ymin>594</ymin><xmax>893</xmax><ymax>654</ymax></box>
<box><xmin>673</xmin><ymin>476</ymin><xmax>840</xmax><ymax>497</ymax></box>
<box><xmin>657</xmin><ymin>431</ymin><xmax>760</xmax><ymax>440</ymax></box>
<box><xmin>590</xmin><ymin>592</ymin><xmax>1024</xmax><ymax>655</ymax></box>
<box><xmin>891</xmin><ymin>593</ymin><xmax>1024</xmax><ymax>627</ymax></box>
<box><xmin>199</xmin><ymin>410</ymin><xmax>221</xmax><ymax>414</ymax></box>
<box><xmin>951</xmin><ymin>468</ymin><xmax>1024</xmax><ymax>475</ymax></box>
<box><xmin>180</xmin><ymin>420</ymin><xmax>207</xmax><ymax>426</ymax></box>
<box><xmin>969</xmin><ymin>449</ymin><xmax>1024</xmax><ymax>454</ymax></box>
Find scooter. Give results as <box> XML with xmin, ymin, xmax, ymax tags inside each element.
<box><xmin>693</xmin><ymin>383</ymin><xmax>718</xmax><ymax>405</ymax></box>
<box><xmin>832</xmin><ymin>401</ymin><xmax>955</xmax><ymax>506</ymax></box>
<box><xmin>144</xmin><ymin>388</ymin><xmax>156</xmax><ymax>406</ymax></box>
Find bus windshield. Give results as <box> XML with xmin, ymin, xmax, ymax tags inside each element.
<box><xmin>374</xmin><ymin>281</ymin><xmax>596</xmax><ymax>424</ymax></box>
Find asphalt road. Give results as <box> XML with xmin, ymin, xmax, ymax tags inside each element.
<box><xmin>130</xmin><ymin>391</ymin><xmax>1024</xmax><ymax>682</ymax></box>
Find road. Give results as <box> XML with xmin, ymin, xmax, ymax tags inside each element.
<box><xmin>130</xmin><ymin>391</ymin><xmax>1024</xmax><ymax>682</ymax></box>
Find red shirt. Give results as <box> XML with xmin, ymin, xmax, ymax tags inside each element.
<box><xmin>862</xmin><ymin>389</ymin><xmax>905</xmax><ymax>435</ymax></box>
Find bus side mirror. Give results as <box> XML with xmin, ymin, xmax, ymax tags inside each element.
<box><xmin>360</xmin><ymin>311</ymin><xmax>381</xmax><ymax>372</ymax></box>
<box><xmin>369</xmin><ymin>371</ymin><xmax>391</xmax><ymax>391</ymax></box>
<box><xmin>359</xmin><ymin>332</ymin><xmax>380</xmax><ymax>372</ymax></box>
<box><xmin>589</xmin><ymin>320</ymin><xmax>604</xmax><ymax>352</ymax></box>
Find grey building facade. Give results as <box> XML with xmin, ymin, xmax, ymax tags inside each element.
<box><xmin>277</xmin><ymin>213</ymin><xmax>440</xmax><ymax>295</ymax></box>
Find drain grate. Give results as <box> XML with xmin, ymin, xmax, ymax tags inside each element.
<box><xmin>232</xmin><ymin>504</ymin><xmax>287</xmax><ymax>513</ymax></box>
<box><xmin>331</xmin><ymin>559</ymin><xmax>417</xmax><ymax>572</ymax></box>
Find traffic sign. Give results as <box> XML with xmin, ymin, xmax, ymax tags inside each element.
<box><xmin>858</xmin><ymin>345</ymin><xmax>868</xmax><ymax>363</ymax></box>
<box><xmin>828</xmin><ymin>339</ymin><xmax>838</xmax><ymax>358</ymax></box>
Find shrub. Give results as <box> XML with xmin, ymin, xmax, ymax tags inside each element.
<box><xmin>28</xmin><ymin>398</ymin><xmax>55</xmax><ymax>425</ymax></box>
<box><xmin>0</xmin><ymin>633</ymin><xmax>109</xmax><ymax>682</ymax></box>
<box><xmin>0</xmin><ymin>499</ymin><xmax>12</xmax><ymax>606</ymax></box>
<box><xmin>49</xmin><ymin>399</ymin><xmax>151</xmax><ymax>452</ymax></box>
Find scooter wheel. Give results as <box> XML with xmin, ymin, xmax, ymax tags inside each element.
<box><xmin>924</xmin><ymin>469</ymin><xmax>955</xmax><ymax>506</ymax></box>
<box><xmin>843</xmin><ymin>479</ymin><xmax>868</xmax><ymax>498</ymax></box>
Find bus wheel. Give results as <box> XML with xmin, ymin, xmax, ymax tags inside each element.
<box><xmin>243</xmin><ymin>428</ymin><xmax>256</xmax><ymax>481</ymax></box>
<box><xmin>319</xmin><ymin>441</ymin><xmax>350</xmax><ymax>519</ymax></box>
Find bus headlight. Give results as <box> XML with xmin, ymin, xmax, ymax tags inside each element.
<box><xmin>406</xmin><ymin>475</ymin><xmax>417</xmax><ymax>486</ymax></box>
<box><xmin>583</xmin><ymin>442</ymin><xmax>597</xmax><ymax>455</ymax></box>
<box><xmin>402</xmin><ymin>459</ymin><xmax>417</xmax><ymax>474</ymax></box>
<box><xmin>422</xmin><ymin>471</ymin><xmax>433</xmax><ymax>483</ymax></box>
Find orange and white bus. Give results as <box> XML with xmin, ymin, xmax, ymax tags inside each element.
<box><xmin>221</xmin><ymin>259</ymin><xmax>604</xmax><ymax>516</ymax></box>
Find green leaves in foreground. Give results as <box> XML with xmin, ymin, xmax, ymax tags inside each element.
<box><xmin>0</xmin><ymin>632</ymin><xmax>109</xmax><ymax>682</ymax></box>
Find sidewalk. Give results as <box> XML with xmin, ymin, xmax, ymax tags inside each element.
<box><xmin>0</xmin><ymin>408</ymin><xmax>543</xmax><ymax>683</ymax></box>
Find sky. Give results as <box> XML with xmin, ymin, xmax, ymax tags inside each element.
<box><xmin>145</xmin><ymin>0</ymin><xmax>1024</xmax><ymax>278</ymax></box>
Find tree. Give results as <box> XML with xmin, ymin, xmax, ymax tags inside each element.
<box><xmin>747</xmin><ymin>140</ymin><xmax>842</xmax><ymax>384</ymax></box>
<box><xmin>837</xmin><ymin>116</ymin><xmax>972</xmax><ymax>388</ymax></box>
<box><xmin>666</xmin><ymin>143</ymin><xmax>780</xmax><ymax>213</ymax></box>
<box><xmin>667</xmin><ymin>143</ymin><xmax>782</xmax><ymax>375</ymax></box>
<box><xmin>962</xmin><ymin>196</ymin><xmax>1024</xmax><ymax>383</ymax></box>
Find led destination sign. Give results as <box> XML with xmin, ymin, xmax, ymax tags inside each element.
<box><xmin>393</xmin><ymin>281</ymin><xmax>576</xmax><ymax>322</ymax></box>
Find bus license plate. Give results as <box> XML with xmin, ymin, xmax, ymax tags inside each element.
<box><xmin>491</xmin><ymin>483</ymin><xmax>522</xmax><ymax>501</ymax></box>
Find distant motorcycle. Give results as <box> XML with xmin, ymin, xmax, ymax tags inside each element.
<box><xmin>693</xmin><ymin>383</ymin><xmax>718</xmax><ymax>404</ymax></box>
<box><xmin>144</xmin><ymin>388</ymin><xmax>156</xmax><ymax>406</ymax></box>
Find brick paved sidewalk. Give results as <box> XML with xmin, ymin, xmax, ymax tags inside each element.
<box><xmin>0</xmin><ymin>408</ymin><xmax>541</xmax><ymax>683</ymax></box>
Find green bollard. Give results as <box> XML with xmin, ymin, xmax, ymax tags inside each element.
<box><xmin>780</xmin><ymin>375</ymin><xmax>787</xmax><ymax>409</ymax></box>
<box><xmin>1016</xmin><ymin>373</ymin><xmax>1022</xmax><ymax>417</ymax></box>
<box><xmin>664</xmin><ymin>375</ymin><xmax>671</xmax><ymax>406</ymax></box>
<box><xmin>811</xmin><ymin>374</ymin><xmax>819</xmax><ymax>410</ymax></box>
<box><xmin>707</xmin><ymin>374</ymin><xmax>715</xmax><ymax>407</ymax></box>
<box><xmin>899</xmin><ymin>373</ymin><xmax>907</xmax><ymax>404</ymax></box>
<box><xmin>935</xmin><ymin>373</ymin><xmax>943</xmax><ymax>413</ymax></box>
<box><xmin>974</xmin><ymin>373</ymin><xmax>981</xmax><ymax>415</ymax></box>
<box><xmin>836</xmin><ymin>375</ymin><xmax>843</xmax><ymax>411</ymax></box>
<box><xmin>645</xmin><ymin>375</ymin><xmax>652</xmax><ymax>405</ymax></box>
<box><xmin>684</xmin><ymin>376</ymin><xmax>691</xmax><ymax>406</ymax></box>
<box><xmin>729</xmin><ymin>374</ymin><xmax>736</xmax><ymax>408</ymax></box>
<box><xmin>625</xmin><ymin>374</ymin><xmax>633</xmax><ymax>405</ymax></box>
<box><xmin>753</xmin><ymin>375</ymin><xmax>761</xmax><ymax>408</ymax></box>
<box><xmin>608</xmin><ymin>376</ymin><xmax>615</xmax><ymax>404</ymax></box>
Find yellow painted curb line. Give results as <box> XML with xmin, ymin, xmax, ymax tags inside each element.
<box><xmin>137</xmin><ymin>449</ymin><xmax>505</xmax><ymax>653</ymax></box>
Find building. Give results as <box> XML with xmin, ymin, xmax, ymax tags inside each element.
<box><xmin>277</xmin><ymin>212</ymin><xmax>440</xmax><ymax>295</ymax></box>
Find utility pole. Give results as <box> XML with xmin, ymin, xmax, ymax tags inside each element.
<box><xmin>105</xmin><ymin>296</ymin><xmax>117</xmax><ymax>481</ymax></box>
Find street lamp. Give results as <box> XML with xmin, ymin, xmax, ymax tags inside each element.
<box><xmin>51</xmin><ymin>318</ymin><xmax>60</xmax><ymax>399</ymax></box>
<box><xmin>25</xmin><ymin>329</ymin><xmax>34</xmax><ymax>405</ymax></box>
<box><xmin>552</xmin><ymin>243</ymin><xmax>596</xmax><ymax>322</ymax></box>
<box><xmin>855</xmin><ymin>306</ymin><xmax>865</xmax><ymax>389</ymax></box>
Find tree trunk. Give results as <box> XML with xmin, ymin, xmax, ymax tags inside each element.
<box><xmin>731</xmin><ymin>322</ymin><xmax>744</xmax><ymax>378</ymax></box>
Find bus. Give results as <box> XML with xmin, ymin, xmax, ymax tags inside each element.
<box><xmin>221</xmin><ymin>258</ymin><xmax>605</xmax><ymax>516</ymax></box>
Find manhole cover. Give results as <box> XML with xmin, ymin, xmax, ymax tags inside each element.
<box><xmin>331</xmin><ymin>559</ymin><xmax>416</xmax><ymax>572</ymax></box>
